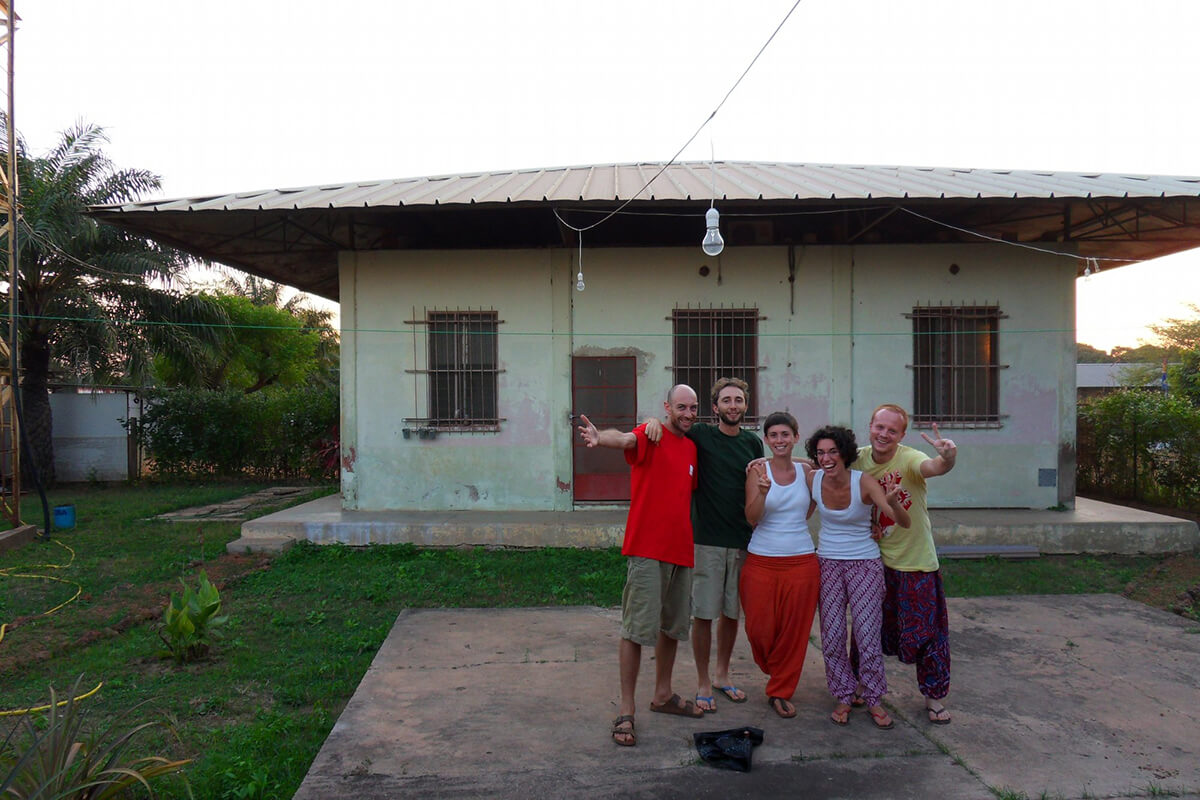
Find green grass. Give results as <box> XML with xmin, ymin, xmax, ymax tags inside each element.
<box><xmin>0</xmin><ymin>483</ymin><xmax>624</xmax><ymax>798</ymax></box>
<box><xmin>941</xmin><ymin>554</ymin><xmax>1159</xmax><ymax>597</ymax></box>
<box><xmin>2</xmin><ymin>482</ymin><xmax>1196</xmax><ymax>798</ymax></box>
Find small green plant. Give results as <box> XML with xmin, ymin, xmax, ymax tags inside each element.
<box><xmin>159</xmin><ymin>570</ymin><xmax>228</xmax><ymax>664</ymax></box>
<box><xmin>0</xmin><ymin>676</ymin><xmax>190</xmax><ymax>799</ymax></box>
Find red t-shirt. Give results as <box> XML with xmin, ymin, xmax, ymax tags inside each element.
<box><xmin>621</xmin><ymin>424</ymin><xmax>698</xmax><ymax>567</ymax></box>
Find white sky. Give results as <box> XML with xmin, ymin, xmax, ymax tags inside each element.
<box><xmin>11</xmin><ymin>0</ymin><xmax>1200</xmax><ymax>351</ymax></box>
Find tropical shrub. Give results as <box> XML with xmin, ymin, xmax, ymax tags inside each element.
<box><xmin>135</xmin><ymin>385</ymin><xmax>338</xmax><ymax>479</ymax></box>
<box><xmin>1077</xmin><ymin>389</ymin><xmax>1200</xmax><ymax>507</ymax></box>
<box><xmin>159</xmin><ymin>571</ymin><xmax>228</xmax><ymax>664</ymax></box>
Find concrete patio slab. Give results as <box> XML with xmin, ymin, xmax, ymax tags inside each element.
<box><xmin>234</xmin><ymin>495</ymin><xmax>1199</xmax><ymax>555</ymax></box>
<box><xmin>293</xmin><ymin>594</ymin><xmax>1200</xmax><ymax>799</ymax></box>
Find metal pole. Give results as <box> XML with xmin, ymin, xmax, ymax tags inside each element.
<box><xmin>4</xmin><ymin>0</ymin><xmax>19</xmax><ymax>524</ymax></box>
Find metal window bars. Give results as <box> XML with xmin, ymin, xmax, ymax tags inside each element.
<box><xmin>668</xmin><ymin>306</ymin><xmax>764</xmax><ymax>424</ymax></box>
<box><xmin>907</xmin><ymin>304</ymin><xmax>1007</xmax><ymax>428</ymax></box>
<box><xmin>404</xmin><ymin>308</ymin><xmax>505</xmax><ymax>432</ymax></box>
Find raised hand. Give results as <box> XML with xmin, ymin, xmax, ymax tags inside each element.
<box><xmin>577</xmin><ymin>414</ymin><xmax>599</xmax><ymax>447</ymax></box>
<box><xmin>920</xmin><ymin>423</ymin><xmax>957</xmax><ymax>462</ymax></box>
<box><xmin>884</xmin><ymin>479</ymin><xmax>904</xmax><ymax>508</ymax></box>
<box><xmin>753</xmin><ymin>462</ymin><xmax>771</xmax><ymax>494</ymax></box>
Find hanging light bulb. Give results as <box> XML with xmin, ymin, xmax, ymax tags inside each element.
<box><xmin>702</xmin><ymin>207</ymin><xmax>724</xmax><ymax>257</ymax></box>
<box><xmin>575</xmin><ymin>235</ymin><xmax>586</xmax><ymax>291</ymax></box>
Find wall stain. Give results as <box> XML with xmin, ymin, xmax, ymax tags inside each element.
<box><xmin>572</xmin><ymin>346</ymin><xmax>654</xmax><ymax>376</ymax></box>
<box><xmin>556</xmin><ymin>479</ymin><xmax>571</xmax><ymax>493</ymax></box>
<box><xmin>341</xmin><ymin>446</ymin><xmax>357</xmax><ymax>473</ymax></box>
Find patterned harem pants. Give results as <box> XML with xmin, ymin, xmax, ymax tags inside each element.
<box><xmin>852</xmin><ymin>566</ymin><xmax>950</xmax><ymax>700</ymax></box>
<box><xmin>818</xmin><ymin>557</ymin><xmax>887</xmax><ymax>706</ymax></box>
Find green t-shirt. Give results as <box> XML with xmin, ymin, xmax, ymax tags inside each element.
<box><xmin>689</xmin><ymin>423</ymin><xmax>763</xmax><ymax>549</ymax></box>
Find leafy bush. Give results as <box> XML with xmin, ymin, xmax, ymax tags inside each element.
<box><xmin>1078</xmin><ymin>389</ymin><xmax>1200</xmax><ymax>507</ymax></box>
<box><xmin>135</xmin><ymin>385</ymin><xmax>338</xmax><ymax>479</ymax></box>
<box><xmin>159</xmin><ymin>571</ymin><xmax>228</xmax><ymax>664</ymax></box>
<box><xmin>0</xmin><ymin>676</ymin><xmax>190</xmax><ymax>798</ymax></box>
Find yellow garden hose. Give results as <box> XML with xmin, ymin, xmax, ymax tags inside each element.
<box><xmin>0</xmin><ymin>538</ymin><xmax>104</xmax><ymax>715</ymax></box>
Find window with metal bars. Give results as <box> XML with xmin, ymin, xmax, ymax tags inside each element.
<box><xmin>670</xmin><ymin>307</ymin><xmax>762</xmax><ymax>423</ymax></box>
<box><xmin>908</xmin><ymin>304</ymin><xmax>1005</xmax><ymax>428</ymax></box>
<box><xmin>406</xmin><ymin>309</ymin><xmax>502</xmax><ymax>431</ymax></box>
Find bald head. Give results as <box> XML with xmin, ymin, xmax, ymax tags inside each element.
<box><xmin>663</xmin><ymin>384</ymin><xmax>698</xmax><ymax>435</ymax></box>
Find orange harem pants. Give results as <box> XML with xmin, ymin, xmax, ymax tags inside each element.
<box><xmin>739</xmin><ymin>552</ymin><xmax>820</xmax><ymax>700</ymax></box>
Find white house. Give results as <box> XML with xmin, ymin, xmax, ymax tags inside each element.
<box><xmin>91</xmin><ymin>161</ymin><xmax>1200</xmax><ymax>512</ymax></box>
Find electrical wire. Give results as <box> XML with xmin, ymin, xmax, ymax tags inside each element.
<box><xmin>553</xmin><ymin>0</ymin><xmax>805</xmax><ymax>236</ymax></box>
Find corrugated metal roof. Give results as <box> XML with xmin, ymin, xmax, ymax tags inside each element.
<box><xmin>98</xmin><ymin>161</ymin><xmax>1200</xmax><ymax>214</ymax></box>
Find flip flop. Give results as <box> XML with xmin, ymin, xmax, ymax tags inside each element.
<box><xmin>768</xmin><ymin>696</ymin><xmax>796</xmax><ymax>719</ymax></box>
<box><xmin>650</xmin><ymin>693</ymin><xmax>704</xmax><ymax>718</ymax></box>
<box><xmin>850</xmin><ymin>693</ymin><xmax>866</xmax><ymax>708</ymax></box>
<box><xmin>830</xmin><ymin>704</ymin><xmax>851</xmax><ymax>725</ymax></box>
<box><xmin>926</xmin><ymin>704</ymin><xmax>951</xmax><ymax>725</ymax></box>
<box><xmin>695</xmin><ymin>694</ymin><xmax>717</xmax><ymax>713</ymax></box>
<box><xmin>715</xmin><ymin>685</ymin><xmax>748</xmax><ymax>703</ymax></box>
<box><xmin>611</xmin><ymin>714</ymin><xmax>636</xmax><ymax>746</ymax></box>
<box><xmin>869</xmin><ymin>708</ymin><xmax>894</xmax><ymax>730</ymax></box>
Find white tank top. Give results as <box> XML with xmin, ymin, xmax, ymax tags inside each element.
<box><xmin>748</xmin><ymin>462</ymin><xmax>815</xmax><ymax>557</ymax></box>
<box><xmin>813</xmin><ymin>469</ymin><xmax>880</xmax><ymax>560</ymax></box>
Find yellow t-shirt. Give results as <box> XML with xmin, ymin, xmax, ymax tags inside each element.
<box><xmin>856</xmin><ymin>444</ymin><xmax>938</xmax><ymax>572</ymax></box>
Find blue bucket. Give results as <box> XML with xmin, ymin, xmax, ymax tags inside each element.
<box><xmin>53</xmin><ymin>504</ymin><xmax>76</xmax><ymax>530</ymax></box>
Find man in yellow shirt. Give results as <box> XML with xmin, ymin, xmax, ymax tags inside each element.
<box><xmin>855</xmin><ymin>403</ymin><xmax>957</xmax><ymax>725</ymax></box>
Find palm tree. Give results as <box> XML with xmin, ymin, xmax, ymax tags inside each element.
<box><xmin>0</xmin><ymin>119</ymin><xmax>225</xmax><ymax>485</ymax></box>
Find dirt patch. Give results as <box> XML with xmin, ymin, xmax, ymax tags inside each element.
<box><xmin>0</xmin><ymin>552</ymin><xmax>273</xmax><ymax>675</ymax></box>
<box><xmin>1124</xmin><ymin>552</ymin><xmax>1200</xmax><ymax>620</ymax></box>
<box><xmin>1079</xmin><ymin>494</ymin><xmax>1200</xmax><ymax>620</ymax></box>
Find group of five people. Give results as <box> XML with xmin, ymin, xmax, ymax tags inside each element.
<box><xmin>577</xmin><ymin>379</ymin><xmax>956</xmax><ymax>747</ymax></box>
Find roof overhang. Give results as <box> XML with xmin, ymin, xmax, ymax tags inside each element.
<box><xmin>88</xmin><ymin>162</ymin><xmax>1200</xmax><ymax>302</ymax></box>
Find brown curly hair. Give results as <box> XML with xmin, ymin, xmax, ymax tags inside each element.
<box><xmin>805</xmin><ymin>425</ymin><xmax>858</xmax><ymax>467</ymax></box>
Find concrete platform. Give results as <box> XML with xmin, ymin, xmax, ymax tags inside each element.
<box><xmin>294</xmin><ymin>594</ymin><xmax>1200</xmax><ymax>799</ymax></box>
<box><xmin>232</xmin><ymin>495</ymin><xmax>1199</xmax><ymax>555</ymax></box>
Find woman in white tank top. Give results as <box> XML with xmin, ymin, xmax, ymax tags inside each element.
<box><xmin>805</xmin><ymin>425</ymin><xmax>911</xmax><ymax>730</ymax></box>
<box><xmin>741</xmin><ymin>411</ymin><xmax>819</xmax><ymax>719</ymax></box>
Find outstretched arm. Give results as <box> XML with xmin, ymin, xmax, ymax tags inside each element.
<box><xmin>862</xmin><ymin>473</ymin><xmax>911</xmax><ymax>530</ymax></box>
<box><xmin>577</xmin><ymin>414</ymin><xmax>637</xmax><ymax>450</ymax></box>
<box><xmin>919</xmin><ymin>422</ymin><xmax>957</xmax><ymax>478</ymax></box>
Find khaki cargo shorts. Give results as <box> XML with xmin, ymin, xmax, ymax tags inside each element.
<box><xmin>620</xmin><ymin>556</ymin><xmax>692</xmax><ymax>647</ymax></box>
<box><xmin>691</xmin><ymin>543</ymin><xmax>745</xmax><ymax>621</ymax></box>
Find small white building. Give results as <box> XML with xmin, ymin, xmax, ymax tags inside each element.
<box><xmin>92</xmin><ymin>162</ymin><xmax>1200</xmax><ymax>512</ymax></box>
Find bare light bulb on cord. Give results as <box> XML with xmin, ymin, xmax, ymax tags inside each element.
<box><xmin>576</xmin><ymin>270</ymin><xmax>586</xmax><ymax>292</ymax></box>
<box><xmin>702</xmin><ymin>207</ymin><xmax>724</xmax><ymax>257</ymax></box>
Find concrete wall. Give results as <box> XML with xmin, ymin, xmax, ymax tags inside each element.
<box><xmin>339</xmin><ymin>242</ymin><xmax>1078</xmax><ymax>511</ymax></box>
<box><xmin>50</xmin><ymin>392</ymin><xmax>136</xmax><ymax>482</ymax></box>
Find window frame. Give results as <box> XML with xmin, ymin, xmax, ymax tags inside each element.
<box><xmin>668</xmin><ymin>306</ymin><xmax>764</xmax><ymax>425</ymax></box>
<box><xmin>404</xmin><ymin>308</ymin><xmax>504</xmax><ymax>432</ymax></box>
<box><xmin>908</xmin><ymin>303</ymin><xmax>1006</xmax><ymax>429</ymax></box>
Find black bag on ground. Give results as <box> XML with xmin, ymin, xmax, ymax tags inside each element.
<box><xmin>692</xmin><ymin>726</ymin><xmax>765</xmax><ymax>772</ymax></box>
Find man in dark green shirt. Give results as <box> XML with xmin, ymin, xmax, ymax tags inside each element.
<box><xmin>647</xmin><ymin>377</ymin><xmax>762</xmax><ymax>711</ymax></box>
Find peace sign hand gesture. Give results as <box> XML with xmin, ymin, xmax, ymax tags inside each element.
<box><xmin>920</xmin><ymin>423</ymin><xmax>957</xmax><ymax>469</ymax></box>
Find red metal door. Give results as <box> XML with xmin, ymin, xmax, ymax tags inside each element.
<box><xmin>571</xmin><ymin>356</ymin><xmax>636</xmax><ymax>502</ymax></box>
